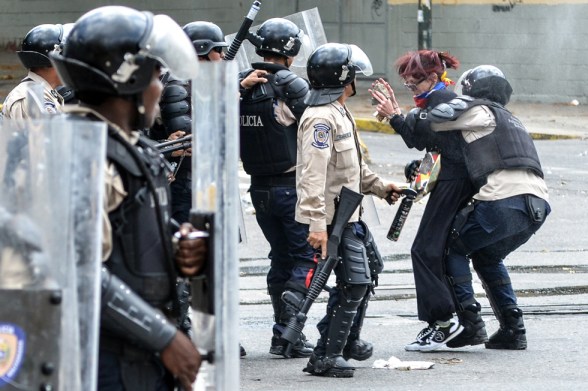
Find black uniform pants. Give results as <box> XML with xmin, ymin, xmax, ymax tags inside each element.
<box><xmin>411</xmin><ymin>177</ymin><xmax>473</xmax><ymax>323</ymax></box>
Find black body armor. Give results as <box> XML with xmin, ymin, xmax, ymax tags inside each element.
<box><xmin>431</xmin><ymin>97</ymin><xmax>544</xmax><ymax>190</ymax></box>
<box><xmin>105</xmin><ymin>129</ymin><xmax>177</xmax><ymax>309</ymax></box>
<box><xmin>239</xmin><ymin>63</ymin><xmax>309</xmax><ymax>176</ymax></box>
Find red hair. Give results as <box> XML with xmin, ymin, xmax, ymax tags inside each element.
<box><xmin>395</xmin><ymin>50</ymin><xmax>460</xmax><ymax>80</ymax></box>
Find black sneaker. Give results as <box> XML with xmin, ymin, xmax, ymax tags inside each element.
<box><xmin>404</xmin><ymin>324</ymin><xmax>435</xmax><ymax>351</ymax></box>
<box><xmin>405</xmin><ymin>319</ymin><xmax>463</xmax><ymax>352</ymax></box>
<box><xmin>240</xmin><ymin>343</ymin><xmax>247</xmax><ymax>358</ymax></box>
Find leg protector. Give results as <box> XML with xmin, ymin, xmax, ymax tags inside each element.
<box><xmin>339</xmin><ymin>226</ymin><xmax>371</xmax><ymax>285</ymax></box>
<box><xmin>472</xmin><ymin>260</ymin><xmax>513</xmax><ymax>327</ymax></box>
<box><xmin>343</xmin><ymin>290</ymin><xmax>373</xmax><ymax>361</ymax></box>
<box><xmin>307</xmin><ymin>284</ymin><xmax>368</xmax><ymax>377</ymax></box>
<box><xmin>357</xmin><ymin>221</ymin><xmax>384</xmax><ymax>286</ymax></box>
<box><xmin>471</xmin><ymin>260</ymin><xmax>526</xmax><ymax>350</ymax></box>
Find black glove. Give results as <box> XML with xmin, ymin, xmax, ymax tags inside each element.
<box><xmin>404</xmin><ymin>159</ymin><xmax>421</xmax><ymax>182</ymax></box>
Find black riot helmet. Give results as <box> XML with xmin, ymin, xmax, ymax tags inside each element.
<box><xmin>17</xmin><ymin>24</ymin><xmax>65</xmax><ymax>68</ymax></box>
<box><xmin>183</xmin><ymin>21</ymin><xmax>228</xmax><ymax>56</ymax></box>
<box><xmin>255</xmin><ymin>18</ymin><xmax>303</xmax><ymax>58</ymax></box>
<box><xmin>461</xmin><ymin>65</ymin><xmax>513</xmax><ymax>105</ymax></box>
<box><xmin>305</xmin><ymin>43</ymin><xmax>373</xmax><ymax>106</ymax></box>
<box><xmin>50</xmin><ymin>6</ymin><xmax>199</xmax><ymax>98</ymax></box>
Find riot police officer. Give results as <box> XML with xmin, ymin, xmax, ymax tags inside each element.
<box><xmin>238</xmin><ymin>17</ymin><xmax>316</xmax><ymax>358</ymax></box>
<box><xmin>50</xmin><ymin>6</ymin><xmax>206</xmax><ymax>390</ymax></box>
<box><xmin>153</xmin><ymin>19</ymin><xmax>246</xmax><ymax>356</ymax></box>
<box><xmin>2</xmin><ymin>23</ymin><xmax>66</xmax><ymax>120</ymax></box>
<box><xmin>296</xmin><ymin>43</ymin><xmax>401</xmax><ymax>377</ymax></box>
<box><xmin>429</xmin><ymin>65</ymin><xmax>551</xmax><ymax>350</ymax></box>
<box><xmin>155</xmin><ymin>21</ymin><xmax>228</xmax><ymax>224</ymax></box>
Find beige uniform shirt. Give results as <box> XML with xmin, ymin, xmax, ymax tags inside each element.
<box><xmin>295</xmin><ymin>101</ymin><xmax>389</xmax><ymax>232</ymax></box>
<box><xmin>431</xmin><ymin>105</ymin><xmax>549</xmax><ymax>202</ymax></box>
<box><xmin>61</xmin><ymin>106</ymin><xmax>137</xmax><ymax>261</ymax></box>
<box><xmin>1</xmin><ymin>71</ymin><xmax>63</xmax><ymax>120</ymax></box>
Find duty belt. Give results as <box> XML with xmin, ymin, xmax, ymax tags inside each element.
<box><xmin>251</xmin><ymin>172</ymin><xmax>296</xmax><ymax>187</ymax></box>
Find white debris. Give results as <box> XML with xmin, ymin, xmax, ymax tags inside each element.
<box><xmin>372</xmin><ymin>356</ymin><xmax>435</xmax><ymax>370</ymax></box>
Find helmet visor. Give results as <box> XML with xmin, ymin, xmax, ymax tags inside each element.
<box><xmin>143</xmin><ymin>14</ymin><xmax>199</xmax><ymax>80</ymax></box>
<box><xmin>290</xmin><ymin>30</ymin><xmax>310</xmax><ymax>68</ymax></box>
<box><xmin>454</xmin><ymin>69</ymin><xmax>471</xmax><ymax>95</ymax></box>
<box><xmin>348</xmin><ymin>44</ymin><xmax>373</xmax><ymax>77</ymax></box>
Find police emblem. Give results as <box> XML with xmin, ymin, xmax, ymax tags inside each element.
<box><xmin>311</xmin><ymin>123</ymin><xmax>330</xmax><ymax>149</ymax></box>
<box><xmin>0</xmin><ymin>323</ymin><xmax>26</xmax><ymax>387</ymax></box>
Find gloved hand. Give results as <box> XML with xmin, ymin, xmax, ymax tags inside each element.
<box><xmin>404</xmin><ymin>159</ymin><xmax>421</xmax><ymax>182</ymax></box>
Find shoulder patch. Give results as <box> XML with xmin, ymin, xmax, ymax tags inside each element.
<box><xmin>311</xmin><ymin>123</ymin><xmax>330</xmax><ymax>149</ymax></box>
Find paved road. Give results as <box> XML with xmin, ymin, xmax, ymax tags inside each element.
<box><xmin>237</xmin><ymin>133</ymin><xmax>588</xmax><ymax>391</ymax></box>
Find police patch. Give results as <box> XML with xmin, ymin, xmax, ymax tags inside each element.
<box><xmin>311</xmin><ymin>123</ymin><xmax>330</xmax><ymax>149</ymax></box>
<box><xmin>0</xmin><ymin>323</ymin><xmax>26</xmax><ymax>387</ymax></box>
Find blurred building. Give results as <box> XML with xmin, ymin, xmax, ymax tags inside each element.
<box><xmin>0</xmin><ymin>0</ymin><xmax>586</xmax><ymax>103</ymax></box>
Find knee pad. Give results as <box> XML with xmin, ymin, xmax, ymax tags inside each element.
<box><xmin>357</xmin><ymin>220</ymin><xmax>384</xmax><ymax>277</ymax></box>
<box><xmin>338</xmin><ymin>226</ymin><xmax>371</xmax><ymax>285</ymax></box>
<box><xmin>339</xmin><ymin>284</ymin><xmax>369</xmax><ymax>307</ymax></box>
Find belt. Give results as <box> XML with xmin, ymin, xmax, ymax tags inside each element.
<box><xmin>251</xmin><ymin>172</ymin><xmax>296</xmax><ymax>187</ymax></box>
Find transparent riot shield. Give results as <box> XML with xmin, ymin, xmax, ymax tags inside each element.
<box><xmin>25</xmin><ymin>83</ymin><xmax>48</xmax><ymax>119</ymax></box>
<box><xmin>226</xmin><ymin>7</ymin><xmax>327</xmax><ymax>79</ymax></box>
<box><xmin>190</xmin><ymin>61</ymin><xmax>240</xmax><ymax>390</ymax></box>
<box><xmin>0</xmin><ymin>117</ymin><xmax>106</xmax><ymax>390</ymax></box>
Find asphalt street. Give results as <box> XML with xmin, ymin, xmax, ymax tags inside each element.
<box><xmin>237</xmin><ymin>132</ymin><xmax>588</xmax><ymax>391</ymax></box>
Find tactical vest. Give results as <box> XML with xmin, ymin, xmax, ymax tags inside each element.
<box><xmin>460</xmin><ymin>99</ymin><xmax>544</xmax><ymax>190</ymax></box>
<box><xmin>106</xmin><ymin>129</ymin><xmax>177</xmax><ymax>309</ymax></box>
<box><xmin>239</xmin><ymin>64</ymin><xmax>308</xmax><ymax>176</ymax></box>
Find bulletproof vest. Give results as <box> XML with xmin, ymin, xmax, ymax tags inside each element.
<box><xmin>106</xmin><ymin>129</ymin><xmax>177</xmax><ymax>309</ymax></box>
<box><xmin>239</xmin><ymin>63</ymin><xmax>309</xmax><ymax>176</ymax></box>
<box><xmin>455</xmin><ymin>99</ymin><xmax>544</xmax><ymax>190</ymax></box>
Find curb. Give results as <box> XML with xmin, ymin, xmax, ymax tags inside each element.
<box><xmin>355</xmin><ymin>116</ymin><xmax>584</xmax><ymax>140</ymax></box>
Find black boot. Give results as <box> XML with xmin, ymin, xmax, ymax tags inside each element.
<box><xmin>269</xmin><ymin>292</ymin><xmax>313</xmax><ymax>358</ymax></box>
<box><xmin>447</xmin><ymin>303</ymin><xmax>488</xmax><ymax>348</ymax></box>
<box><xmin>342</xmin><ymin>292</ymin><xmax>373</xmax><ymax>361</ymax></box>
<box><xmin>343</xmin><ymin>336</ymin><xmax>373</xmax><ymax>361</ymax></box>
<box><xmin>485</xmin><ymin>306</ymin><xmax>527</xmax><ymax>350</ymax></box>
<box><xmin>305</xmin><ymin>298</ymin><xmax>361</xmax><ymax>377</ymax></box>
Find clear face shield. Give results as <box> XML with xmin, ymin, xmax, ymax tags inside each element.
<box><xmin>348</xmin><ymin>44</ymin><xmax>373</xmax><ymax>77</ymax></box>
<box><xmin>454</xmin><ymin>68</ymin><xmax>471</xmax><ymax>95</ymax></box>
<box><xmin>142</xmin><ymin>14</ymin><xmax>199</xmax><ymax>80</ymax></box>
<box><xmin>53</xmin><ymin>23</ymin><xmax>74</xmax><ymax>54</ymax></box>
<box><xmin>290</xmin><ymin>30</ymin><xmax>310</xmax><ymax>68</ymax></box>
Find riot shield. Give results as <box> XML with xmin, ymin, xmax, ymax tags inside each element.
<box><xmin>190</xmin><ymin>61</ymin><xmax>240</xmax><ymax>390</ymax></box>
<box><xmin>225</xmin><ymin>7</ymin><xmax>327</xmax><ymax>79</ymax></box>
<box><xmin>0</xmin><ymin>117</ymin><xmax>106</xmax><ymax>390</ymax></box>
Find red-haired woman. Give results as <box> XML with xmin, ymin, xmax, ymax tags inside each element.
<box><xmin>371</xmin><ymin>51</ymin><xmax>485</xmax><ymax>352</ymax></box>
